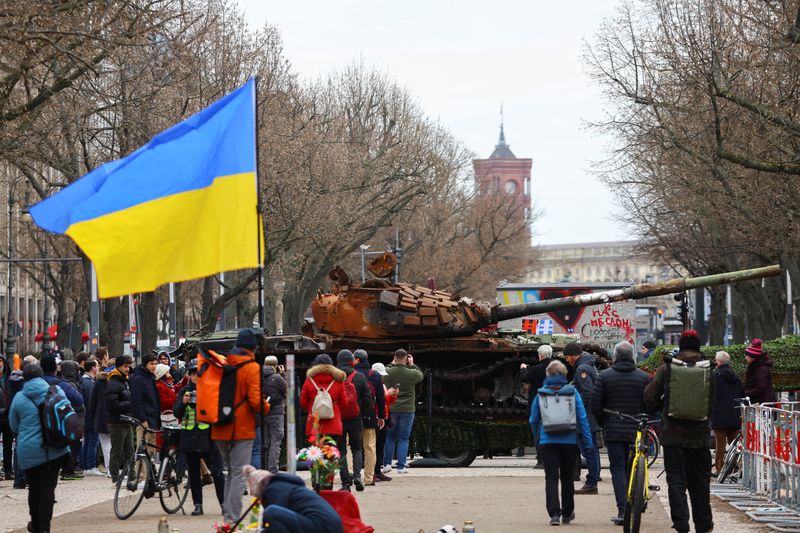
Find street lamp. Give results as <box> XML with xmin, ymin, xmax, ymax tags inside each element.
<box><xmin>21</xmin><ymin>199</ymin><xmax>51</xmax><ymax>356</ymax></box>
<box><xmin>4</xmin><ymin>186</ymin><xmax>15</xmax><ymax>359</ymax></box>
<box><xmin>359</xmin><ymin>244</ymin><xmax>370</xmax><ymax>283</ymax></box>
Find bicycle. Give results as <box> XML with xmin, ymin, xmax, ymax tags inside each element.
<box><xmin>113</xmin><ymin>415</ymin><xmax>189</xmax><ymax>520</ymax></box>
<box><xmin>717</xmin><ymin>396</ymin><xmax>751</xmax><ymax>484</ymax></box>
<box><xmin>604</xmin><ymin>409</ymin><xmax>659</xmax><ymax>533</ymax></box>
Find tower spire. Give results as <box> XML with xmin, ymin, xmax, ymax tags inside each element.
<box><xmin>499</xmin><ymin>102</ymin><xmax>506</xmax><ymax>145</ymax></box>
<box><xmin>489</xmin><ymin>102</ymin><xmax>515</xmax><ymax>158</ymax></box>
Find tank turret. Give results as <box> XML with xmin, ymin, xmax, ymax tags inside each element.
<box><xmin>311</xmin><ymin>256</ymin><xmax>780</xmax><ymax>340</ymax></box>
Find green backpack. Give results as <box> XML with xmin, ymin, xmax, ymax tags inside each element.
<box><xmin>666</xmin><ymin>357</ymin><xmax>712</xmax><ymax>421</ymax></box>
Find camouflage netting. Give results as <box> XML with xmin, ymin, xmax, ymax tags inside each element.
<box><xmin>409</xmin><ymin>418</ymin><xmax>533</xmax><ymax>455</ymax></box>
<box><xmin>639</xmin><ymin>335</ymin><xmax>800</xmax><ymax>391</ymax></box>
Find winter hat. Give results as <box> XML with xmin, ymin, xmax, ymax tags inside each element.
<box><xmin>41</xmin><ymin>355</ymin><xmax>57</xmax><ymax>374</ymax></box>
<box><xmin>563</xmin><ymin>342</ymin><xmax>583</xmax><ymax>356</ymax></box>
<box><xmin>154</xmin><ymin>364</ymin><xmax>170</xmax><ymax>380</ymax></box>
<box><xmin>353</xmin><ymin>349</ymin><xmax>369</xmax><ymax>362</ymax></box>
<box><xmin>236</xmin><ymin>328</ymin><xmax>258</xmax><ymax>350</ymax></box>
<box><xmin>264</xmin><ymin>355</ymin><xmax>279</xmax><ymax>366</ymax></box>
<box><xmin>337</xmin><ymin>349</ymin><xmax>355</xmax><ymax>365</ymax></box>
<box><xmin>141</xmin><ymin>353</ymin><xmax>157</xmax><ymax>365</ymax></box>
<box><xmin>23</xmin><ymin>363</ymin><xmax>43</xmax><ymax>381</ymax></box>
<box><xmin>115</xmin><ymin>355</ymin><xmax>133</xmax><ymax>368</ymax></box>
<box><xmin>60</xmin><ymin>360</ymin><xmax>80</xmax><ymax>382</ymax></box>
<box><xmin>745</xmin><ymin>339</ymin><xmax>765</xmax><ymax>357</ymax></box>
<box><xmin>312</xmin><ymin>353</ymin><xmax>333</xmax><ymax>365</ymax></box>
<box><xmin>678</xmin><ymin>329</ymin><xmax>701</xmax><ymax>352</ymax></box>
<box><xmin>371</xmin><ymin>362</ymin><xmax>388</xmax><ymax>376</ymax></box>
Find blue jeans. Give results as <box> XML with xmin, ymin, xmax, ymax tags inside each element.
<box><xmin>251</xmin><ymin>426</ymin><xmax>262</xmax><ymax>469</ymax></box>
<box><xmin>606</xmin><ymin>441</ymin><xmax>631</xmax><ymax>516</ymax></box>
<box><xmin>383</xmin><ymin>412</ymin><xmax>415</xmax><ymax>469</ymax></box>
<box><xmin>578</xmin><ymin>433</ymin><xmax>601</xmax><ymax>486</ymax></box>
<box><xmin>80</xmin><ymin>431</ymin><xmax>100</xmax><ymax>470</ymax></box>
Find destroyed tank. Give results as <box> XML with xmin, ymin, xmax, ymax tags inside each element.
<box><xmin>304</xmin><ymin>255</ymin><xmax>780</xmax><ymax>466</ymax></box>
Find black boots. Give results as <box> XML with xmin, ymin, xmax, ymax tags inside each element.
<box><xmin>191</xmin><ymin>504</ymin><xmax>204</xmax><ymax>516</ymax></box>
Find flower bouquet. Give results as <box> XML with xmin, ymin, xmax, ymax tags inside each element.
<box><xmin>297</xmin><ymin>434</ymin><xmax>341</xmax><ymax>492</ymax></box>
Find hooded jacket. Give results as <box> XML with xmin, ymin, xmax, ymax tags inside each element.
<box><xmin>264</xmin><ymin>365</ymin><xmax>287</xmax><ymax>417</ymax></box>
<box><xmin>210</xmin><ymin>348</ymin><xmax>270</xmax><ymax>442</ymax></box>
<box><xmin>529</xmin><ymin>374</ymin><xmax>593</xmax><ymax>447</ymax></box>
<box><xmin>129</xmin><ymin>365</ymin><xmax>161</xmax><ymax>428</ymax></box>
<box><xmin>89</xmin><ymin>371</ymin><xmax>110</xmax><ymax>433</ymax></box>
<box><xmin>43</xmin><ymin>373</ymin><xmax>84</xmax><ymax>413</ymax></box>
<box><xmin>591</xmin><ymin>358</ymin><xmax>650</xmax><ymax>442</ymax></box>
<box><xmin>645</xmin><ymin>349</ymin><xmax>713</xmax><ymax>448</ymax></box>
<box><xmin>355</xmin><ymin>359</ymin><xmax>386</xmax><ymax>428</ymax></box>
<box><xmin>711</xmin><ymin>363</ymin><xmax>745</xmax><ymax>429</ymax></box>
<box><xmin>105</xmin><ymin>368</ymin><xmax>132</xmax><ymax>425</ymax></box>
<box><xmin>9</xmin><ymin>377</ymin><xmax>70</xmax><ymax>470</ymax></box>
<box><xmin>300</xmin><ymin>364</ymin><xmax>347</xmax><ymax>438</ymax></box>
<box><xmin>745</xmin><ymin>356</ymin><xmax>776</xmax><ymax>405</ymax></box>
<box><xmin>155</xmin><ymin>378</ymin><xmax>176</xmax><ymax>413</ymax></box>
<box><xmin>79</xmin><ymin>373</ymin><xmax>96</xmax><ymax>431</ymax></box>
<box><xmin>258</xmin><ymin>473</ymin><xmax>344</xmax><ymax>532</ymax></box>
<box><xmin>571</xmin><ymin>352</ymin><xmax>600</xmax><ymax>432</ymax></box>
<box><xmin>337</xmin><ymin>361</ymin><xmax>372</xmax><ymax>423</ymax></box>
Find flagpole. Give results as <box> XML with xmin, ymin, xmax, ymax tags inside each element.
<box><xmin>253</xmin><ymin>75</ymin><xmax>267</xmax><ymax>470</ymax></box>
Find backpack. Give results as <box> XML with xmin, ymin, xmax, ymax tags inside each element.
<box><xmin>666</xmin><ymin>357</ymin><xmax>712</xmax><ymax>421</ymax></box>
<box><xmin>39</xmin><ymin>384</ymin><xmax>83</xmax><ymax>447</ymax></box>
<box><xmin>308</xmin><ymin>376</ymin><xmax>335</xmax><ymax>420</ymax></box>
<box><xmin>196</xmin><ymin>348</ymin><xmax>253</xmax><ymax>425</ymax></box>
<box><xmin>340</xmin><ymin>372</ymin><xmax>360</xmax><ymax>420</ymax></box>
<box><xmin>538</xmin><ymin>389</ymin><xmax>577</xmax><ymax>434</ymax></box>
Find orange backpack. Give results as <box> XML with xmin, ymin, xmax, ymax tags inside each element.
<box><xmin>195</xmin><ymin>347</ymin><xmax>252</xmax><ymax>425</ymax></box>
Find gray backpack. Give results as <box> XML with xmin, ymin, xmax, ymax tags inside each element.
<box><xmin>538</xmin><ymin>389</ymin><xmax>577</xmax><ymax>434</ymax></box>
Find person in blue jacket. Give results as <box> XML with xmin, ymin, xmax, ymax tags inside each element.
<box><xmin>529</xmin><ymin>359</ymin><xmax>594</xmax><ymax>527</ymax></box>
<box><xmin>9</xmin><ymin>364</ymin><xmax>70</xmax><ymax>533</ymax></box>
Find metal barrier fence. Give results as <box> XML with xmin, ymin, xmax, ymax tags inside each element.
<box><xmin>741</xmin><ymin>402</ymin><xmax>800</xmax><ymax>510</ymax></box>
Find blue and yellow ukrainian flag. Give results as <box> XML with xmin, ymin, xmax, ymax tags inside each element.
<box><xmin>30</xmin><ymin>79</ymin><xmax>262</xmax><ymax>298</ymax></box>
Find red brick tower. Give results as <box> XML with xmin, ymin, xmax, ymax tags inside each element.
<box><xmin>472</xmin><ymin>114</ymin><xmax>532</xmax><ymax>222</ymax></box>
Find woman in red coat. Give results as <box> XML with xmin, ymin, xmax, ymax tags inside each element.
<box><xmin>299</xmin><ymin>354</ymin><xmax>347</xmax><ymax>443</ymax></box>
<box><xmin>155</xmin><ymin>364</ymin><xmax>177</xmax><ymax>413</ymax></box>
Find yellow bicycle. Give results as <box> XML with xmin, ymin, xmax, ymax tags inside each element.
<box><xmin>604</xmin><ymin>409</ymin><xmax>658</xmax><ymax>533</ymax></box>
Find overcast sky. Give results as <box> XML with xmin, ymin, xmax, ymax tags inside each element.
<box><xmin>239</xmin><ymin>0</ymin><xmax>629</xmax><ymax>245</ymax></box>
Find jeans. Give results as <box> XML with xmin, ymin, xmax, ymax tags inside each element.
<box><xmin>217</xmin><ymin>439</ymin><xmax>254</xmax><ymax>524</ymax></box>
<box><xmin>25</xmin><ymin>455</ymin><xmax>65</xmax><ymax>532</ymax></box>
<box><xmin>339</xmin><ymin>417</ymin><xmax>364</xmax><ymax>485</ymax></box>
<box><xmin>663</xmin><ymin>446</ymin><xmax>713</xmax><ymax>533</ymax></box>
<box><xmin>80</xmin><ymin>431</ymin><xmax>100</xmax><ymax>470</ymax></box>
<box><xmin>540</xmin><ymin>444</ymin><xmax>578</xmax><ymax>518</ymax></box>
<box><xmin>606</xmin><ymin>441</ymin><xmax>631</xmax><ymax>516</ymax></box>
<box><xmin>186</xmin><ymin>449</ymin><xmax>225</xmax><ymax>508</ymax></box>
<box><xmin>577</xmin><ymin>432</ymin><xmax>601</xmax><ymax>486</ymax></box>
<box><xmin>383</xmin><ymin>412</ymin><xmax>415</xmax><ymax>469</ymax></box>
<box><xmin>99</xmin><ymin>433</ymin><xmax>111</xmax><ymax>469</ymax></box>
<box><xmin>108</xmin><ymin>424</ymin><xmax>134</xmax><ymax>481</ymax></box>
<box><xmin>251</xmin><ymin>426</ymin><xmax>262</xmax><ymax>469</ymax></box>
<box><xmin>265</xmin><ymin>415</ymin><xmax>285</xmax><ymax>473</ymax></box>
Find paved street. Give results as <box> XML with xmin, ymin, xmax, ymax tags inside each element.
<box><xmin>0</xmin><ymin>455</ymin><xmax>770</xmax><ymax>532</ymax></box>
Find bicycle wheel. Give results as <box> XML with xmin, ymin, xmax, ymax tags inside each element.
<box><xmin>114</xmin><ymin>456</ymin><xmax>148</xmax><ymax>520</ymax></box>
<box><xmin>159</xmin><ymin>453</ymin><xmax>189</xmax><ymax>514</ymax></box>
<box><xmin>645</xmin><ymin>429</ymin><xmax>660</xmax><ymax>467</ymax></box>
<box><xmin>623</xmin><ymin>457</ymin><xmax>646</xmax><ymax>533</ymax></box>
<box><xmin>717</xmin><ymin>434</ymin><xmax>742</xmax><ymax>483</ymax></box>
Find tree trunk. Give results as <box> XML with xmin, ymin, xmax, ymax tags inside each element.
<box><xmin>100</xmin><ymin>296</ymin><xmax>128</xmax><ymax>358</ymax></box>
<box><xmin>140</xmin><ymin>291</ymin><xmax>158</xmax><ymax>355</ymax></box>
<box><xmin>708</xmin><ymin>286</ymin><xmax>727</xmax><ymax>345</ymax></box>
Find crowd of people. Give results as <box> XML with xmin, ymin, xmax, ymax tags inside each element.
<box><xmin>523</xmin><ymin>332</ymin><xmax>775</xmax><ymax>531</ymax></box>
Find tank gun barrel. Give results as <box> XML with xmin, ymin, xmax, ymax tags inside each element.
<box><xmin>491</xmin><ymin>264</ymin><xmax>781</xmax><ymax>323</ymax></box>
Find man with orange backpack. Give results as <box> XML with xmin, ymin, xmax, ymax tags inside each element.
<box><xmin>335</xmin><ymin>350</ymin><xmax>371</xmax><ymax>492</ymax></box>
<box><xmin>209</xmin><ymin>328</ymin><xmax>270</xmax><ymax>525</ymax></box>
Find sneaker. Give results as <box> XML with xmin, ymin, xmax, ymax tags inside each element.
<box><xmin>84</xmin><ymin>468</ymin><xmax>105</xmax><ymax>477</ymax></box>
<box><xmin>396</xmin><ymin>466</ymin><xmax>409</xmax><ymax>474</ymax></box>
<box><xmin>550</xmin><ymin>515</ymin><xmax>561</xmax><ymax>526</ymax></box>
<box><xmin>574</xmin><ymin>484</ymin><xmax>598</xmax><ymax>494</ymax></box>
<box><xmin>375</xmin><ymin>472</ymin><xmax>392</xmax><ymax>481</ymax></box>
<box><xmin>201</xmin><ymin>473</ymin><xmax>214</xmax><ymax>486</ymax></box>
<box><xmin>191</xmin><ymin>504</ymin><xmax>204</xmax><ymax>516</ymax></box>
<box><xmin>60</xmin><ymin>472</ymin><xmax>83</xmax><ymax>481</ymax></box>
<box><xmin>381</xmin><ymin>465</ymin><xmax>392</xmax><ymax>474</ymax></box>
<box><xmin>611</xmin><ymin>515</ymin><xmax>624</xmax><ymax>526</ymax></box>
<box><xmin>353</xmin><ymin>478</ymin><xmax>364</xmax><ymax>492</ymax></box>
<box><xmin>339</xmin><ymin>485</ymin><xmax>351</xmax><ymax>492</ymax></box>
<box><xmin>562</xmin><ymin>512</ymin><xmax>575</xmax><ymax>524</ymax></box>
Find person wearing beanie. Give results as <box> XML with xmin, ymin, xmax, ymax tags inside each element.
<box><xmin>645</xmin><ymin>329</ymin><xmax>714</xmax><ymax>533</ymax></box>
<box><xmin>354</xmin><ymin>349</ymin><xmax>385</xmax><ymax>486</ymax></box>
<box><xmin>211</xmin><ymin>327</ymin><xmax>270</xmax><ymax>525</ymax></box>
<box><xmin>744</xmin><ymin>339</ymin><xmax>776</xmax><ymax>404</ymax></box>
<box><xmin>382</xmin><ymin>349</ymin><xmax>423</xmax><ymax>475</ymax></box>
<box><xmin>259</xmin><ymin>355</ymin><xmax>286</xmax><ymax>474</ymax></box>
<box><xmin>105</xmin><ymin>355</ymin><xmax>133</xmax><ymax>482</ymax></box>
<box><xmin>335</xmin><ymin>349</ymin><xmax>371</xmax><ymax>492</ymax></box>
<box><xmin>9</xmin><ymin>363</ymin><xmax>70</xmax><ymax>533</ymax></box>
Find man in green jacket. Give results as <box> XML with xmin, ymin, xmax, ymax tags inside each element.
<box><xmin>381</xmin><ymin>349</ymin><xmax>423</xmax><ymax>474</ymax></box>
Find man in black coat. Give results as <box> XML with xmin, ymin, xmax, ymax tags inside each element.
<box><xmin>129</xmin><ymin>354</ymin><xmax>161</xmax><ymax>434</ymax></box>
<box><xmin>592</xmin><ymin>341</ymin><xmax>650</xmax><ymax>525</ymax></box>
<box><xmin>336</xmin><ymin>350</ymin><xmax>372</xmax><ymax>492</ymax></box>
<box><xmin>105</xmin><ymin>355</ymin><xmax>133</xmax><ymax>482</ymax></box>
<box><xmin>711</xmin><ymin>351</ymin><xmax>744</xmax><ymax>474</ymax></box>
<box><xmin>564</xmin><ymin>342</ymin><xmax>600</xmax><ymax>493</ymax></box>
<box><xmin>354</xmin><ymin>349</ymin><xmax>385</xmax><ymax>486</ymax></box>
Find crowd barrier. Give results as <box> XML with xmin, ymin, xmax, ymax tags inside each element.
<box><xmin>741</xmin><ymin>401</ymin><xmax>800</xmax><ymax>510</ymax></box>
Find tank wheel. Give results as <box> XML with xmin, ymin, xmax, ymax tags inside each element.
<box><xmin>432</xmin><ymin>450</ymin><xmax>478</xmax><ymax>467</ymax></box>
